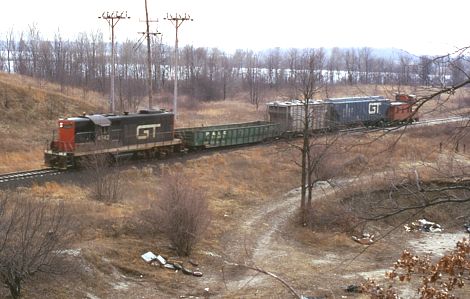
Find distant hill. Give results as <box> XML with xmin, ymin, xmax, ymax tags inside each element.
<box><xmin>371</xmin><ymin>47</ymin><xmax>416</xmax><ymax>59</ymax></box>
<box><xmin>322</xmin><ymin>47</ymin><xmax>417</xmax><ymax>61</ymax></box>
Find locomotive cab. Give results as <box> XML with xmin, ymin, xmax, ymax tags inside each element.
<box><xmin>50</xmin><ymin>119</ymin><xmax>75</xmax><ymax>152</ymax></box>
<box><xmin>45</xmin><ymin>110</ymin><xmax>181</xmax><ymax>169</ymax></box>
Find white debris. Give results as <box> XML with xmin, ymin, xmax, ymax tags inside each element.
<box><xmin>352</xmin><ymin>233</ymin><xmax>375</xmax><ymax>245</ymax></box>
<box><xmin>155</xmin><ymin>255</ymin><xmax>167</xmax><ymax>265</ymax></box>
<box><xmin>201</xmin><ymin>251</ymin><xmax>222</xmax><ymax>258</ymax></box>
<box><xmin>141</xmin><ymin>251</ymin><xmax>158</xmax><ymax>263</ymax></box>
<box><xmin>404</xmin><ymin>219</ymin><xmax>442</xmax><ymax>232</ymax></box>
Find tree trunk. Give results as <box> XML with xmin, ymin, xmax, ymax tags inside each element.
<box><xmin>307</xmin><ymin>161</ymin><xmax>313</xmax><ymax>208</ymax></box>
<box><xmin>300</xmin><ymin>100</ymin><xmax>309</xmax><ymax>223</ymax></box>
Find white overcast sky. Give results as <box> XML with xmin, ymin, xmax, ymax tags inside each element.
<box><xmin>2</xmin><ymin>0</ymin><xmax>469</xmax><ymax>55</ymax></box>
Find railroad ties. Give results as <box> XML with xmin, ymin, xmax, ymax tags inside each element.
<box><xmin>0</xmin><ymin>168</ymin><xmax>62</xmax><ymax>185</ymax></box>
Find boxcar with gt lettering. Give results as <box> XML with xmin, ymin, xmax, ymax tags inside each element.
<box><xmin>325</xmin><ymin>96</ymin><xmax>391</xmax><ymax>127</ymax></box>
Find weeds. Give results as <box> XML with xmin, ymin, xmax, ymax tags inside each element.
<box><xmin>144</xmin><ymin>171</ymin><xmax>211</xmax><ymax>256</ymax></box>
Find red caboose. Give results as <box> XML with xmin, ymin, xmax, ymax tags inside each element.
<box><xmin>388</xmin><ymin>93</ymin><xmax>419</xmax><ymax>123</ymax></box>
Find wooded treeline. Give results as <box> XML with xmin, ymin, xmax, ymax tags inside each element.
<box><xmin>1</xmin><ymin>27</ymin><xmax>469</xmax><ymax>109</ymax></box>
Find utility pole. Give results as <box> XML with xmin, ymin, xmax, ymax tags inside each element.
<box><xmin>99</xmin><ymin>11</ymin><xmax>130</xmax><ymax>113</ymax></box>
<box><xmin>164</xmin><ymin>13</ymin><xmax>192</xmax><ymax>119</ymax></box>
<box><xmin>140</xmin><ymin>0</ymin><xmax>160</xmax><ymax>110</ymax></box>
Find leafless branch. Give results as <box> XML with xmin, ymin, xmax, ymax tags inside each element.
<box><xmin>223</xmin><ymin>259</ymin><xmax>301</xmax><ymax>299</ymax></box>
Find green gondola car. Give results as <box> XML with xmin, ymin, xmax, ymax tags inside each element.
<box><xmin>175</xmin><ymin>121</ymin><xmax>280</xmax><ymax>149</ymax></box>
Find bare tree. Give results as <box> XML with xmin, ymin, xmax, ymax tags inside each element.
<box><xmin>359</xmin><ymin>47</ymin><xmax>374</xmax><ymax>84</ymax></box>
<box><xmin>246</xmin><ymin>51</ymin><xmax>263</xmax><ymax>109</ymax></box>
<box><xmin>305</xmin><ymin>134</ymin><xmax>341</xmax><ymax>207</ymax></box>
<box><xmin>398</xmin><ymin>53</ymin><xmax>414</xmax><ymax>86</ymax></box>
<box><xmin>83</xmin><ymin>151</ymin><xmax>123</xmax><ymax>203</ymax></box>
<box><xmin>27</xmin><ymin>24</ymin><xmax>41</xmax><ymax>78</ymax></box>
<box><xmin>326</xmin><ymin>47</ymin><xmax>342</xmax><ymax>86</ymax></box>
<box><xmin>265</xmin><ymin>47</ymin><xmax>282</xmax><ymax>88</ymax></box>
<box><xmin>147</xmin><ymin>171</ymin><xmax>210</xmax><ymax>256</ymax></box>
<box><xmin>290</xmin><ymin>48</ymin><xmax>336</xmax><ymax>223</ymax></box>
<box><xmin>2</xmin><ymin>25</ymin><xmax>470</xmax><ymax>109</ymax></box>
<box><xmin>3</xmin><ymin>28</ymin><xmax>15</xmax><ymax>73</ymax></box>
<box><xmin>0</xmin><ymin>192</ymin><xmax>75</xmax><ymax>299</ymax></box>
<box><xmin>343</xmin><ymin>48</ymin><xmax>358</xmax><ymax>85</ymax></box>
<box><xmin>450</xmin><ymin>56</ymin><xmax>468</xmax><ymax>86</ymax></box>
<box><xmin>419</xmin><ymin>55</ymin><xmax>433</xmax><ymax>86</ymax></box>
<box><xmin>14</xmin><ymin>33</ymin><xmax>28</xmax><ymax>75</ymax></box>
<box><xmin>221</xmin><ymin>53</ymin><xmax>234</xmax><ymax>100</ymax></box>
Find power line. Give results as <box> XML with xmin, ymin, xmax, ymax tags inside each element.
<box><xmin>99</xmin><ymin>11</ymin><xmax>130</xmax><ymax>113</ymax></box>
<box><xmin>139</xmin><ymin>0</ymin><xmax>161</xmax><ymax>110</ymax></box>
<box><xmin>164</xmin><ymin>13</ymin><xmax>193</xmax><ymax>119</ymax></box>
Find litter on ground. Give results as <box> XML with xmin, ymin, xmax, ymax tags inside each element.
<box><xmin>141</xmin><ymin>251</ymin><xmax>158</xmax><ymax>263</ymax></box>
<box><xmin>404</xmin><ymin>219</ymin><xmax>442</xmax><ymax>232</ymax></box>
<box><xmin>351</xmin><ymin>233</ymin><xmax>375</xmax><ymax>245</ymax></box>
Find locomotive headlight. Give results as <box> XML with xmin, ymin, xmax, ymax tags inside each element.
<box><xmin>59</xmin><ymin>122</ymin><xmax>64</xmax><ymax>128</ymax></box>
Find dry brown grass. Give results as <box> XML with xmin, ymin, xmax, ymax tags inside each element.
<box><xmin>2</xmin><ymin>140</ymin><xmax>301</xmax><ymax>298</ymax></box>
<box><xmin>0</xmin><ymin>149</ymin><xmax>43</xmax><ymax>172</ymax></box>
<box><xmin>0</xmin><ymin>72</ymin><xmax>106</xmax><ymax>108</ymax></box>
<box><xmin>1</xmin><ymin>77</ymin><xmax>469</xmax><ymax>297</ymax></box>
<box><xmin>0</xmin><ymin>72</ymin><xmax>106</xmax><ymax>172</ymax></box>
<box><xmin>176</xmin><ymin>99</ymin><xmax>265</xmax><ymax>128</ymax></box>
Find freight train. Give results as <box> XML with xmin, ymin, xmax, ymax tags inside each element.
<box><xmin>44</xmin><ymin>94</ymin><xmax>418</xmax><ymax>169</ymax></box>
<box><xmin>267</xmin><ymin>93</ymin><xmax>418</xmax><ymax>133</ymax></box>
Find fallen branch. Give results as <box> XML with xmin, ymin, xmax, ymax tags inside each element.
<box><xmin>224</xmin><ymin>260</ymin><xmax>301</xmax><ymax>299</ymax></box>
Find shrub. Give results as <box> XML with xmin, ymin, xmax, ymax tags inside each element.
<box><xmin>82</xmin><ymin>152</ymin><xmax>123</xmax><ymax>203</ymax></box>
<box><xmin>150</xmin><ymin>171</ymin><xmax>211</xmax><ymax>256</ymax></box>
<box><xmin>306</xmin><ymin>197</ymin><xmax>360</xmax><ymax>234</ymax></box>
<box><xmin>0</xmin><ymin>191</ymin><xmax>75</xmax><ymax>299</ymax></box>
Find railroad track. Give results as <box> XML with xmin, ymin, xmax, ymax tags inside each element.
<box><xmin>360</xmin><ymin>115</ymin><xmax>470</xmax><ymax>135</ymax></box>
<box><xmin>0</xmin><ymin>168</ymin><xmax>62</xmax><ymax>185</ymax></box>
<box><xmin>0</xmin><ymin>115</ymin><xmax>467</xmax><ymax>187</ymax></box>
<box><xmin>416</xmin><ymin>116</ymin><xmax>469</xmax><ymax>126</ymax></box>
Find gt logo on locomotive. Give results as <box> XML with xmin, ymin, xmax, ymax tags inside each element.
<box><xmin>368</xmin><ymin>103</ymin><xmax>381</xmax><ymax>114</ymax></box>
<box><xmin>136</xmin><ymin>124</ymin><xmax>161</xmax><ymax>140</ymax></box>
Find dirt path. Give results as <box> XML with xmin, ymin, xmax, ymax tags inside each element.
<box><xmin>207</xmin><ymin>177</ymin><xmax>468</xmax><ymax>298</ymax></box>
<box><xmin>211</xmin><ymin>185</ymin><xmax>339</xmax><ymax>297</ymax></box>
<box><xmin>224</xmin><ymin>187</ymin><xmax>302</xmax><ymax>290</ymax></box>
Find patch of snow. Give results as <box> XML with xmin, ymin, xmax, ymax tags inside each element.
<box><xmin>112</xmin><ymin>281</ymin><xmax>129</xmax><ymax>290</ymax></box>
<box><xmin>85</xmin><ymin>292</ymin><xmax>101</xmax><ymax>299</ymax></box>
<box><xmin>57</xmin><ymin>248</ymin><xmax>81</xmax><ymax>257</ymax></box>
<box><xmin>200</xmin><ymin>251</ymin><xmax>222</xmax><ymax>258</ymax></box>
<box><xmin>356</xmin><ymin>269</ymin><xmax>389</xmax><ymax>280</ymax></box>
<box><xmin>285</xmin><ymin>187</ymin><xmax>301</xmax><ymax>197</ymax></box>
<box><xmin>408</xmin><ymin>232</ymin><xmax>467</xmax><ymax>256</ymax></box>
<box><xmin>311</xmin><ymin>253</ymin><xmax>339</xmax><ymax>265</ymax></box>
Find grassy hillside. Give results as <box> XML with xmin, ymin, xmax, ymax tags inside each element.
<box><xmin>0</xmin><ymin>72</ymin><xmax>105</xmax><ymax>171</ymax></box>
